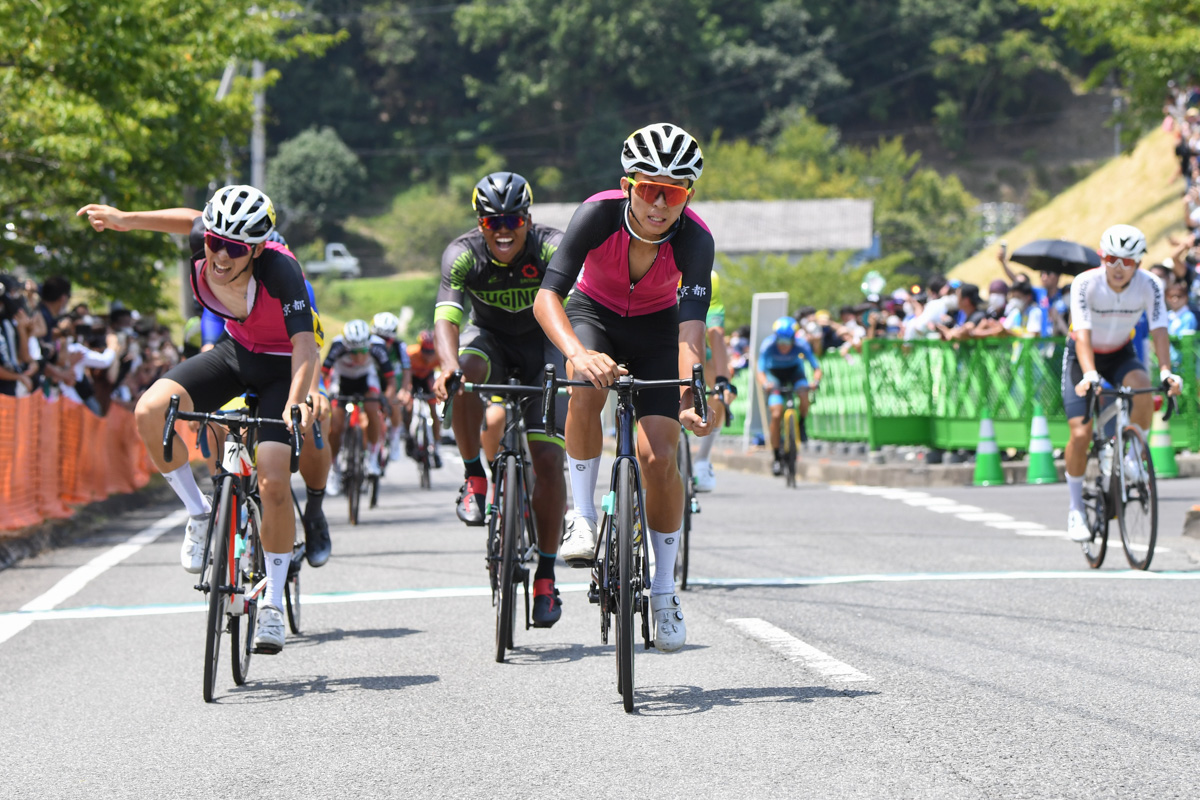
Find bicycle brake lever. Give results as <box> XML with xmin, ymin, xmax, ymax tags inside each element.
<box><xmin>163</xmin><ymin>394</ymin><xmax>181</xmax><ymax>462</ymax></box>
<box><xmin>289</xmin><ymin>404</ymin><xmax>302</xmax><ymax>473</ymax></box>
<box><xmin>441</xmin><ymin>370</ymin><xmax>463</xmax><ymax>428</ymax></box>
<box><xmin>543</xmin><ymin>364</ymin><xmax>557</xmax><ymax>428</ymax></box>
<box><xmin>691</xmin><ymin>363</ymin><xmax>708</xmax><ymax>424</ymax></box>
<box><xmin>305</xmin><ymin>394</ymin><xmax>325</xmax><ymax>449</ymax></box>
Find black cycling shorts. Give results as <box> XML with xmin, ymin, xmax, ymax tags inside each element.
<box><xmin>1061</xmin><ymin>339</ymin><xmax>1146</xmax><ymax>419</ymax></box>
<box><xmin>161</xmin><ymin>337</ymin><xmax>295</xmax><ymax>445</ymax></box>
<box><xmin>565</xmin><ymin>291</ymin><xmax>680</xmax><ymax>420</ymax></box>
<box><xmin>459</xmin><ymin>324</ymin><xmax>566</xmax><ymax>444</ymax></box>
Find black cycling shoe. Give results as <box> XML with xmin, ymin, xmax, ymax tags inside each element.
<box><xmin>455</xmin><ymin>476</ymin><xmax>488</xmax><ymax>527</ymax></box>
<box><xmin>433</xmin><ymin>451</ymin><xmax>443</xmax><ymax>469</ymax></box>
<box><xmin>303</xmin><ymin>508</ymin><xmax>332</xmax><ymax>568</ymax></box>
<box><xmin>532</xmin><ymin>579</ymin><xmax>563</xmax><ymax>628</ymax></box>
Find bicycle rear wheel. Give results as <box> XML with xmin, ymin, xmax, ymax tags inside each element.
<box><xmin>495</xmin><ymin>455</ymin><xmax>519</xmax><ymax>662</ymax></box>
<box><xmin>675</xmin><ymin>433</ymin><xmax>691</xmax><ymax>591</ymax></box>
<box><xmin>781</xmin><ymin>408</ymin><xmax>798</xmax><ymax>488</ymax></box>
<box><xmin>1081</xmin><ymin>442</ymin><xmax>1109</xmax><ymax>569</ymax></box>
<box><xmin>203</xmin><ymin>478</ymin><xmax>234</xmax><ymax>703</ymax></box>
<box><xmin>231</xmin><ymin>498</ymin><xmax>263</xmax><ymax>686</ymax></box>
<box><xmin>418</xmin><ymin>420</ymin><xmax>432</xmax><ymax>490</ymax></box>
<box><xmin>616</xmin><ymin>459</ymin><xmax>636</xmax><ymax>713</ymax></box>
<box><xmin>369</xmin><ymin>474</ymin><xmax>380</xmax><ymax>508</ymax></box>
<box><xmin>345</xmin><ymin>427</ymin><xmax>363</xmax><ymax>525</ymax></box>
<box><xmin>1117</xmin><ymin>427</ymin><xmax>1157</xmax><ymax>570</ymax></box>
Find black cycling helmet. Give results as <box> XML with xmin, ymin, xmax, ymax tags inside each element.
<box><xmin>471</xmin><ymin>172</ymin><xmax>533</xmax><ymax>216</ymax></box>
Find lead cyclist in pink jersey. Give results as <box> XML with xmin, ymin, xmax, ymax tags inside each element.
<box><xmin>534</xmin><ymin>122</ymin><xmax>717</xmax><ymax>653</ymax></box>
<box><xmin>77</xmin><ymin>186</ymin><xmax>328</xmax><ymax>655</ymax></box>
<box><xmin>1062</xmin><ymin>224</ymin><xmax>1181</xmax><ymax>543</ymax></box>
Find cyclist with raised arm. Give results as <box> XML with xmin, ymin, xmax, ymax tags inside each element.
<box><xmin>77</xmin><ymin>186</ymin><xmax>328</xmax><ymax>654</ymax></box>
<box><xmin>431</xmin><ymin>171</ymin><xmax>568</xmax><ymax>627</ymax></box>
<box><xmin>406</xmin><ymin>331</ymin><xmax>443</xmax><ymax>468</ymax></box>
<box><xmin>323</xmin><ymin>319</ymin><xmax>394</xmax><ymax>494</ymax></box>
<box><xmin>371</xmin><ymin>311</ymin><xmax>413</xmax><ymax>461</ymax></box>
<box><xmin>758</xmin><ymin>315</ymin><xmax>822</xmax><ymax>476</ymax></box>
<box><xmin>1063</xmin><ymin>225</ymin><xmax>1181</xmax><ymax>542</ymax></box>
<box><xmin>690</xmin><ymin>269</ymin><xmax>736</xmax><ymax>492</ymax></box>
<box><xmin>533</xmin><ymin>123</ymin><xmax>717</xmax><ymax>653</ymax></box>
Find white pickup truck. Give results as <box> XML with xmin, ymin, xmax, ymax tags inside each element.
<box><xmin>304</xmin><ymin>243</ymin><xmax>362</xmax><ymax>279</ymax></box>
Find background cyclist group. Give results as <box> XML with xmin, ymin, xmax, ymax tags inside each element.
<box><xmin>74</xmin><ymin>116</ymin><xmax>1182</xmax><ymax>663</ymax></box>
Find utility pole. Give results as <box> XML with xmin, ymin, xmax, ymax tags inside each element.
<box><xmin>251</xmin><ymin>60</ymin><xmax>266</xmax><ymax>189</ymax></box>
<box><xmin>1113</xmin><ymin>97</ymin><xmax>1123</xmax><ymax>156</ymax></box>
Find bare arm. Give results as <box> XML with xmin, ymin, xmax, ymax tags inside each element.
<box><xmin>76</xmin><ymin>204</ymin><xmax>201</xmax><ymax>235</ymax></box>
<box><xmin>287</xmin><ymin>332</ymin><xmax>320</xmax><ymax>432</ymax></box>
<box><xmin>533</xmin><ymin>288</ymin><xmax>620</xmax><ymax>387</ymax></box>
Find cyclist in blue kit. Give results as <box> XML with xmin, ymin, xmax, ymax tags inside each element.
<box><xmin>758</xmin><ymin>316</ymin><xmax>822</xmax><ymax>475</ymax></box>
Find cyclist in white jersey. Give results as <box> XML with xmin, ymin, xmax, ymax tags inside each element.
<box><xmin>1062</xmin><ymin>225</ymin><xmax>1181</xmax><ymax>542</ymax></box>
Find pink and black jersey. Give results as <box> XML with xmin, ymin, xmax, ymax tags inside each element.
<box><xmin>541</xmin><ymin>190</ymin><xmax>714</xmax><ymax>321</ymax></box>
<box><xmin>188</xmin><ymin>217</ymin><xmax>318</xmax><ymax>356</ymax></box>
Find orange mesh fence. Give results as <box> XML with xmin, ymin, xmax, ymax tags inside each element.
<box><xmin>0</xmin><ymin>395</ymin><xmax>186</xmax><ymax>535</ymax></box>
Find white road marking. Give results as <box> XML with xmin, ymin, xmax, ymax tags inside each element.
<box><xmin>728</xmin><ymin>618</ymin><xmax>873</xmax><ymax>683</ymax></box>
<box><xmin>925</xmin><ymin>504</ymin><xmax>983</xmax><ymax>514</ymax></box>
<box><xmin>955</xmin><ymin>512</ymin><xmax>1014</xmax><ymax>523</ymax></box>
<box><xmin>985</xmin><ymin>521</ymin><xmax>1047</xmax><ymax>531</ymax></box>
<box><xmin>0</xmin><ymin>509</ymin><xmax>189</xmax><ymax>645</ymax></box>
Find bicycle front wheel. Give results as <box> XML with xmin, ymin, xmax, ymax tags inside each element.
<box><xmin>1117</xmin><ymin>426</ymin><xmax>1157</xmax><ymax>570</ymax></box>
<box><xmin>675</xmin><ymin>433</ymin><xmax>691</xmax><ymax>591</ymax></box>
<box><xmin>781</xmin><ymin>408</ymin><xmax>798</xmax><ymax>488</ymax></box>
<box><xmin>616</xmin><ymin>459</ymin><xmax>637</xmax><ymax>713</ymax></box>
<box><xmin>345</xmin><ymin>427</ymin><xmax>363</xmax><ymax>525</ymax></box>
<box><xmin>1081</xmin><ymin>441</ymin><xmax>1109</xmax><ymax>569</ymax></box>
<box><xmin>284</xmin><ymin>557</ymin><xmax>301</xmax><ymax>634</ymax></box>
<box><xmin>495</xmin><ymin>455</ymin><xmax>519</xmax><ymax>662</ymax></box>
<box><xmin>231</xmin><ymin>498</ymin><xmax>262</xmax><ymax>686</ymax></box>
<box><xmin>418</xmin><ymin>420</ymin><xmax>432</xmax><ymax>490</ymax></box>
<box><xmin>203</xmin><ymin>478</ymin><xmax>234</xmax><ymax>703</ymax></box>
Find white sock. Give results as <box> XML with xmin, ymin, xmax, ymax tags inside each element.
<box><xmin>389</xmin><ymin>427</ymin><xmax>402</xmax><ymax>448</ymax></box>
<box><xmin>1066</xmin><ymin>474</ymin><xmax>1084</xmax><ymax>512</ymax></box>
<box><xmin>264</xmin><ymin>550</ymin><xmax>289</xmax><ymax>611</ymax></box>
<box><xmin>568</xmin><ymin>455</ymin><xmax>601</xmax><ymax>522</ymax></box>
<box><xmin>695</xmin><ymin>430</ymin><xmax>715</xmax><ymax>461</ymax></box>
<box><xmin>163</xmin><ymin>464</ymin><xmax>208</xmax><ymax>516</ymax></box>
<box><xmin>650</xmin><ymin>526</ymin><xmax>681</xmax><ymax>596</ymax></box>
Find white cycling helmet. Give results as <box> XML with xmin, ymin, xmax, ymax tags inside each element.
<box><xmin>621</xmin><ymin>123</ymin><xmax>703</xmax><ymax>181</ymax></box>
<box><xmin>343</xmin><ymin>319</ymin><xmax>371</xmax><ymax>348</ymax></box>
<box><xmin>1099</xmin><ymin>224</ymin><xmax>1147</xmax><ymax>261</ymax></box>
<box><xmin>371</xmin><ymin>311</ymin><xmax>399</xmax><ymax>338</ymax></box>
<box><xmin>202</xmin><ymin>184</ymin><xmax>276</xmax><ymax>244</ymax></box>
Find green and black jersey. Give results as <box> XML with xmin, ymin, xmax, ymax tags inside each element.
<box><xmin>434</xmin><ymin>224</ymin><xmax>563</xmax><ymax>336</ymax></box>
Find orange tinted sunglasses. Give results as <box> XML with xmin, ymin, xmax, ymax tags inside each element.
<box><xmin>1101</xmin><ymin>253</ymin><xmax>1138</xmax><ymax>269</ymax></box>
<box><xmin>628</xmin><ymin>178</ymin><xmax>691</xmax><ymax>207</ymax></box>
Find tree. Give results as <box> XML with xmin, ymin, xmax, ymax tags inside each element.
<box><xmin>0</xmin><ymin>0</ymin><xmax>339</xmax><ymax>307</ymax></box>
<box><xmin>1020</xmin><ymin>0</ymin><xmax>1200</xmax><ymax>136</ymax></box>
<box><xmin>267</xmin><ymin>127</ymin><xmax>367</xmax><ymax>238</ymax></box>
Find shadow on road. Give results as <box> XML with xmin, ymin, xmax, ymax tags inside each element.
<box><xmin>502</xmin><ymin>641</ymin><xmax>711</xmax><ymax>665</ymax></box>
<box><xmin>221</xmin><ymin>673</ymin><xmax>439</xmax><ymax>703</ymax></box>
<box><xmin>632</xmin><ymin>683</ymin><xmax>879</xmax><ymax>716</ymax></box>
<box><xmin>286</xmin><ymin>626</ymin><xmax>422</xmax><ymax>648</ymax></box>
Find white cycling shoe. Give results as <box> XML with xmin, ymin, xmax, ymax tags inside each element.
<box><xmin>560</xmin><ymin>511</ymin><xmax>598</xmax><ymax>567</ymax></box>
<box><xmin>693</xmin><ymin>460</ymin><xmax>716</xmax><ymax>493</ymax></box>
<box><xmin>327</xmin><ymin>469</ymin><xmax>342</xmax><ymax>496</ymax></box>
<box><xmin>180</xmin><ymin>499</ymin><xmax>212</xmax><ymax>574</ymax></box>
<box><xmin>651</xmin><ymin>593</ymin><xmax>686</xmax><ymax>653</ymax></box>
<box><xmin>1067</xmin><ymin>508</ymin><xmax>1091</xmax><ymax>543</ymax></box>
<box><xmin>366</xmin><ymin>451</ymin><xmax>382</xmax><ymax>477</ymax></box>
<box><xmin>253</xmin><ymin>605</ymin><xmax>286</xmax><ymax>654</ymax></box>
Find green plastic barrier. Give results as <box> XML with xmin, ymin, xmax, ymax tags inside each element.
<box><xmin>808</xmin><ymin>335</ymin><xmax>1198</xmax><ymax>452</ymax></box>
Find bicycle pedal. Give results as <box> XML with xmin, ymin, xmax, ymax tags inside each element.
<box><xmin>587</xmin><ymin>584</ymin><xmax>600</xmax><ymax>604</ymax></box>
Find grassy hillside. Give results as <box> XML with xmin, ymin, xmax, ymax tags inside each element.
<box><xmin>949</xmin><ymin>128</ymin><xmax>1186</xmax><ymax>286</ymax></box>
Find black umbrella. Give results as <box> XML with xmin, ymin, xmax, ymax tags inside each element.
<box><xmin>1009</xmin><ymin>239</ymin><xmax>1100</xmax><ymax>276</ymax></box>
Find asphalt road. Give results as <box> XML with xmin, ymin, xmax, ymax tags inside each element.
<box><xmin>2</xmin><ymin>455</ymin><xmax>1200</xmax><ymax>799</ymax></box>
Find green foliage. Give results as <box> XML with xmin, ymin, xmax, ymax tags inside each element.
<box><xmin>0</xmin><ymin>0</ymin><xmax>340</xmax><ymax>308</ymax></box>
<box><xmin>1020</xmin><ymin>0</ymin><xmax>1200</xmax><ymax>136</ymax></box>
<box><xmin>315</xmin><ymin>273</ymin><xmax>439</xmax><ymax>335</ymax></box>
<box><xmin>266</xmin><ymin>126</ymin><xmax>367</xmax><ymax>238</ymax></box>
<box><xmin>717</xmin><ymin>250</ymin><xmax>913</xmax><ymax>328</ymax></box>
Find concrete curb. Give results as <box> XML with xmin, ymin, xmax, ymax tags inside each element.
<box><xmin>0</xmin><ymin>475</ymin><xmax>176</xmax><ymax>572</ymax></box>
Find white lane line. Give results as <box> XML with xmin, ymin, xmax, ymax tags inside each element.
<box><xmin>986</xmin><ymin>521</ymin><xmax>1047</xmax><ymax>531</ymax></box>
<box><xmin>728</xmin><ymin>618</ymin><xmax>873</xmax><ymax>683</ymax></box>
<box><xmin>955</xmin><ymin>512</ymin><xmax>1014</xmax><ymax>523</ymax></box>
<box><xmin>926</xmin><ymin>504</ymin><xmax>983</xmax><ymax>514</ymax></box>
<box><xmin>0</xmin><ymin>509</ymin><xmax>189</xmax><ymax>645</ymax></box>
<box><xmin>697</xmin><ymin>570</ymin><xmax>1200</xmax><ymax>587</ymax></box>
<box><xmin>902</xmin><ymin>497</ymin><xmax>956</xmax><ymax>507</ymax></box>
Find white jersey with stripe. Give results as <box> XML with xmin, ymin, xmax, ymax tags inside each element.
<box><xmin>1070</xmin><ymin>267</ymin><xmax>1166</xmax><ymax>353</ymax></box>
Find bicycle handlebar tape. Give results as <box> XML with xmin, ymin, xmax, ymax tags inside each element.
<box><xmin>972</xmin><ymin>414</ymin><xmax>1005</xmax><ymax>486</ymax></box>
<box><xmin>1150</xmin><ymin>406</ymin><xmax>1179</xmax><ymax>478</ymax></box>
<box><xmin>543</xmin><ymin>364</ymin><xmax>557</xmax><ymax>428</ymax></box>
<box><xmin>1025</xmin><ymin>403</ymin><xmax>1059</xmax><ymax>485</ymax></box>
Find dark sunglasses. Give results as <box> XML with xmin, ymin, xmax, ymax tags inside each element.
<box><xmin>478</xmin><ymin>214</ymin><xmax>528</xmax><ymax>232</ymax></box>
<box><xmin>204</xmin><ymin>232</ymin><xmax>252</xmax><ymax>258</ymax></box>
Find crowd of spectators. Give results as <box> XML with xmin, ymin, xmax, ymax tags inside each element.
<box><xmin>0</xmin><ymin>273</ymin><xmax>180</xmax><ymax>415</ymax></box>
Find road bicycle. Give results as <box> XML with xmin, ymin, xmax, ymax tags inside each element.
<box><xmin>162</xmin><ymin>396</ymin><xmax>309</xmax><ymax>703</ymax></box>
<box><xmin>546</xmin><ymin>363</ymin><xmax>708</xmax><ymax>713</ymax></box>
<box><xmin>777</xmin><ymin>386</ymin><xmax>801</xmax><ymax>488</ymax></box>
<box><xmin>443</xmin><ymin>370</ymin><xmax>547</xmax><ymax>663</ymax></box>
<box><xmin>1079</xmin><ymin>380</ymin><xmax>1175</xmax><ymax>570</ymax></box>
<box><xmin>333</xmin><ymin>394</ymin><xmax>383</xmax><ymax>525</ymax></box>
<box><xmin>675</xmin><ymin>392</ymin><xmax>730</xmax><ymax>592</ymax></box>
<box><xmin>410</xmin><ymin>389</ymin><xmax>439</xmax><ymax>490</ymax></box>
